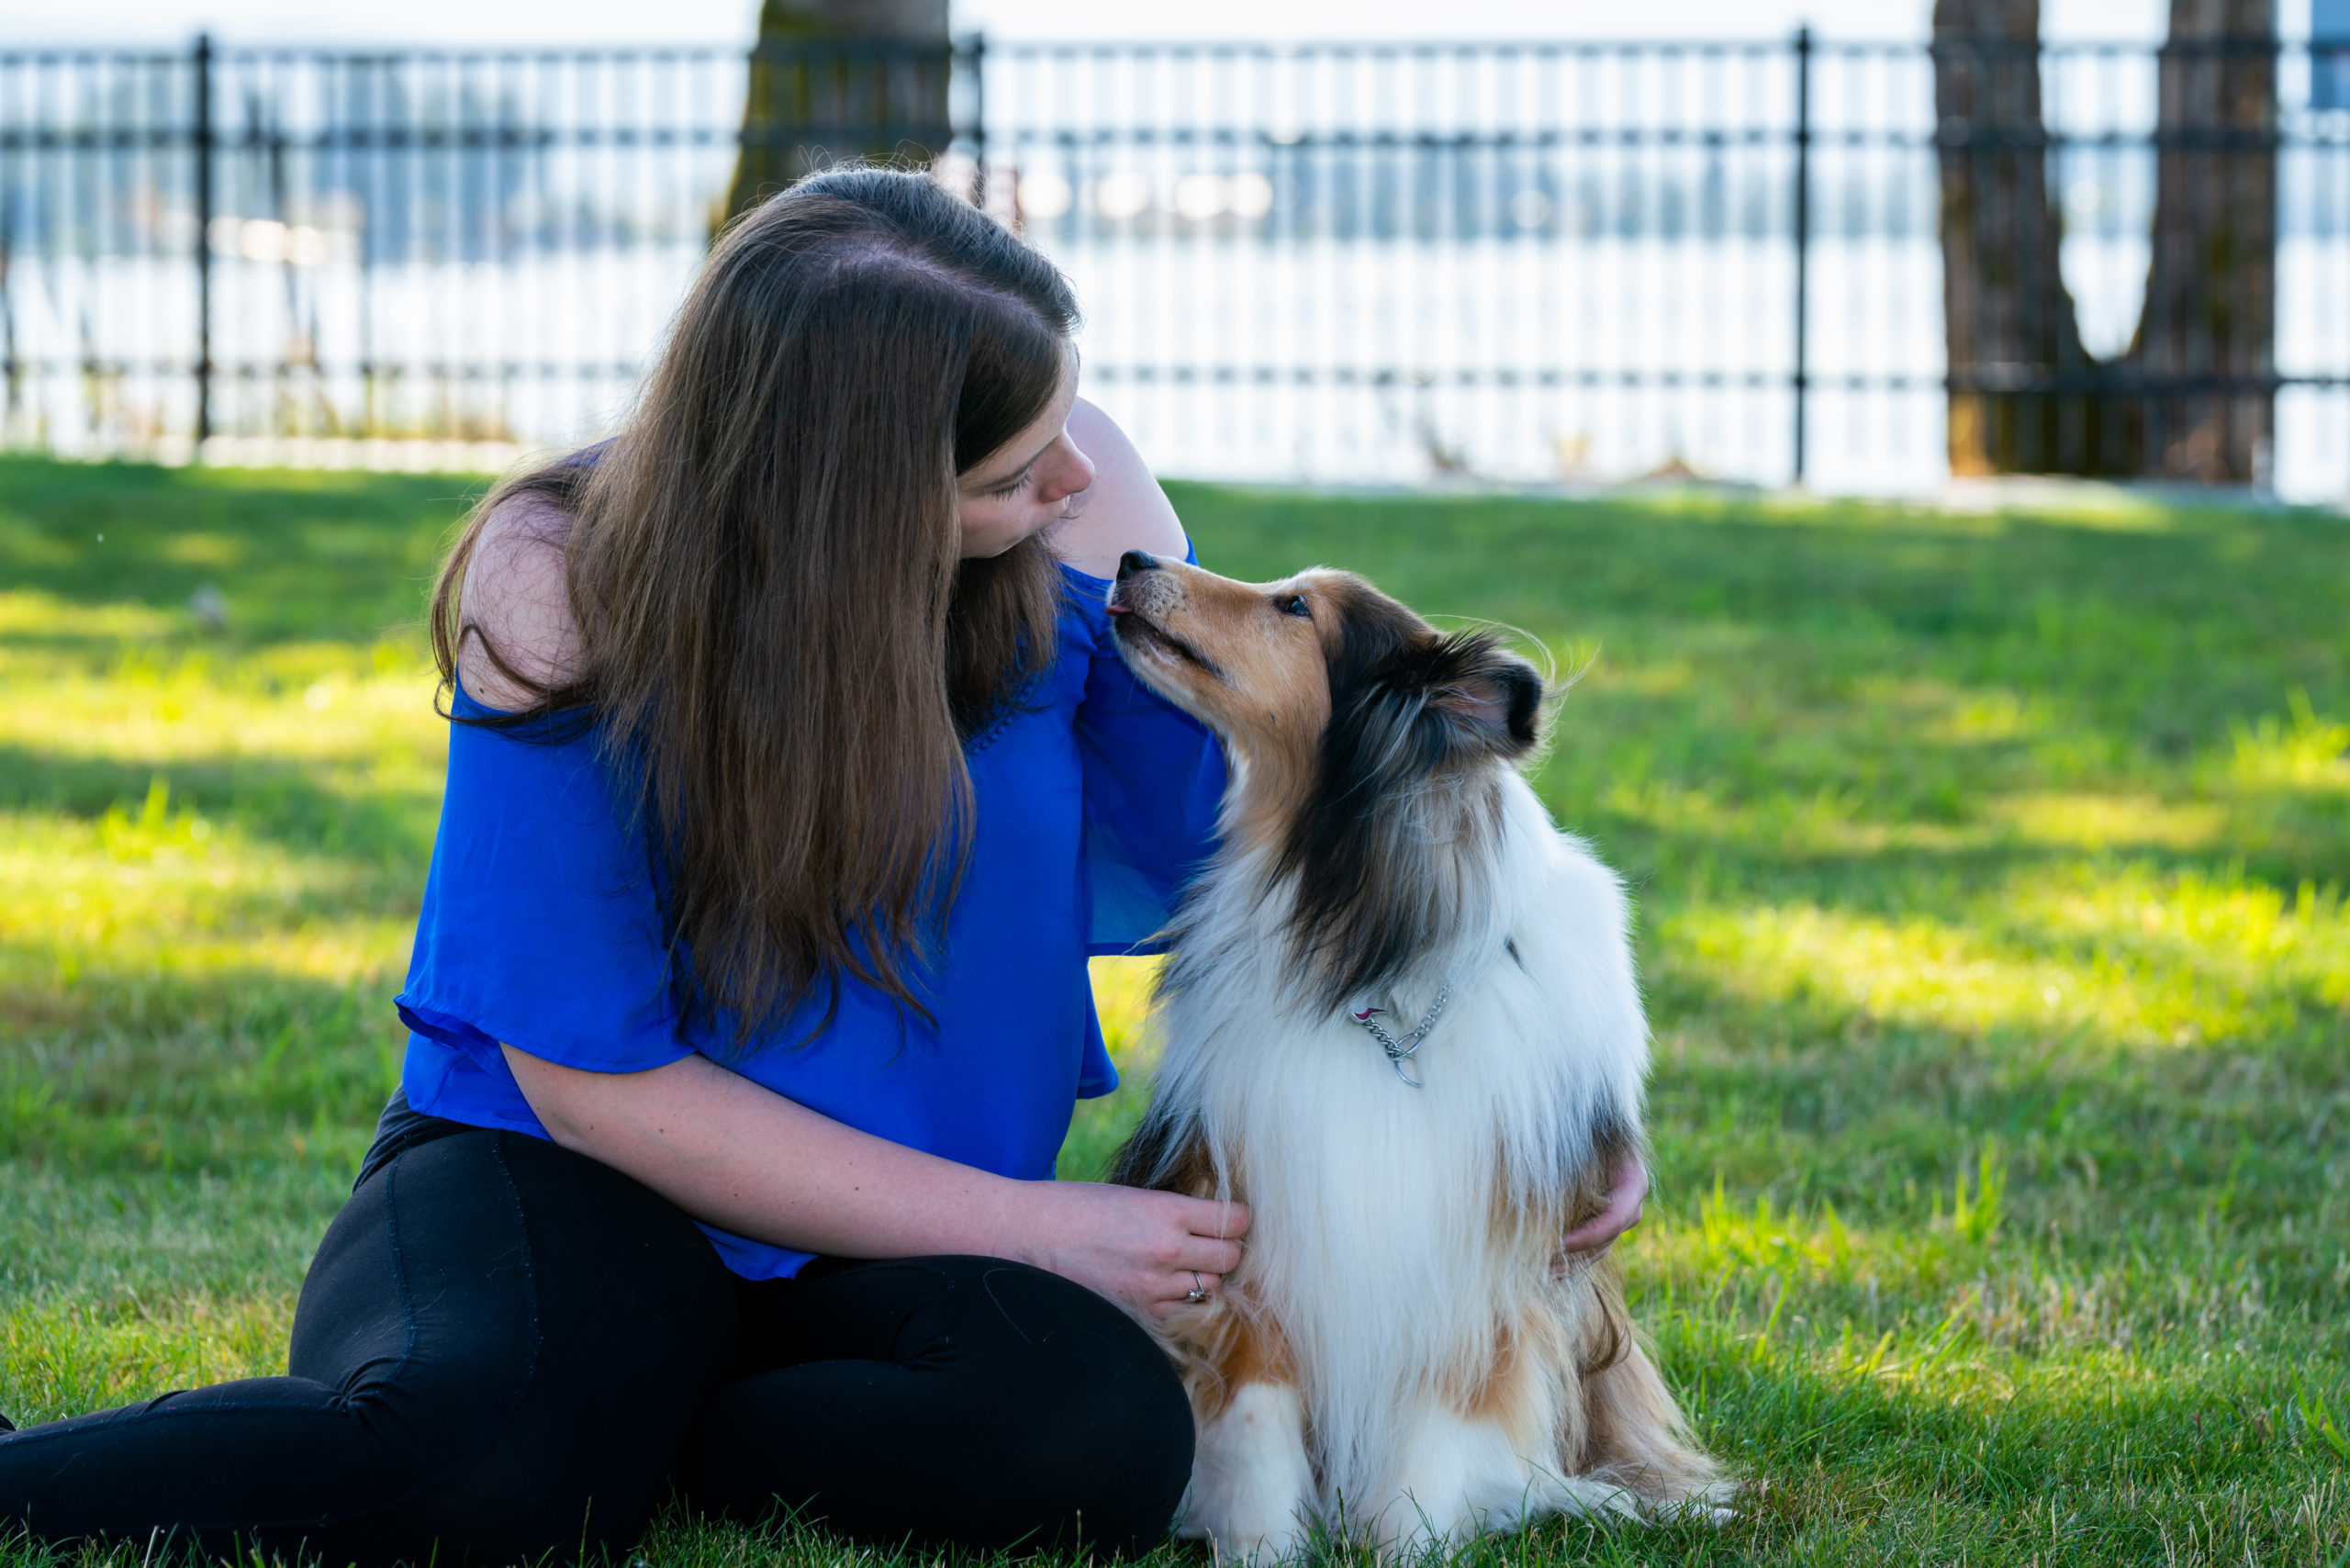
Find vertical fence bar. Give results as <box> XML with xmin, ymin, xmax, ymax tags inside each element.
<box><xmin>1790</xmin><ymin>25</ymin><xmax>1811</xmax><ymax>485</ymax></box>
<box><xmin>192</xmin><ymin>32</ymin><xmax>214</xmax><ymax>448</ymax></box>
<box><xmin>965</xmin><ymin>32</ymin><xmax>987</xmax><ymax>208</ymax></box>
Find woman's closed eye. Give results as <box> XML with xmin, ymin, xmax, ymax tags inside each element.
<box><xmin>981</xmin><ymin>467</ymin><xmax>1034</xmax><ymax>499</ymax></box>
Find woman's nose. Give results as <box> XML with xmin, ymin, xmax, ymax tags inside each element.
<box><xmin>1039</xmin><ymin>438</ymin><xmax>1096</xmax><ymax>503</ymax></box>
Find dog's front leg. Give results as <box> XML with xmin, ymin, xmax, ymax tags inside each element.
<box><xmin>1177</xmin><ymin>1381</ymin><xmax>1316</xmax><ymax>1563</ymax></box>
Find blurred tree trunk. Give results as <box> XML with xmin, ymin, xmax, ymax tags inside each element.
<box><xmin>1931</xmin><ymin>0</ymin><xmax>2277</xmax><ymax>480</ymax></box>
<box><xmin>722</xmin><ymin>0</ymin><xmax>952</xmax><ymax>226</ymax></box>
<box><xmin>2132</xmin><ymin>0</ymin><xmax>2277</xmax><ymax>481</ymax></box>
<box><xmin>1932</xmin><ymin>0</ymin><xmax>2104</xmax><ymax>474</ymax></box>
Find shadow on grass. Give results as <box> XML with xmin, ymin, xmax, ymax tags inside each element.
<box><xmin>1639</xmin><ymin>953</ymin><xmax>2344</xmax><ymax>1242</ymax></box>
<box><xmin>1622</xmin><ymin>1316</ymin><xmax>2350</xmax><ymax>1565</ymax></box>
<box><xmin>0</xmin><ymin>744</ymin><xmax>442</xmax><ymax>870</ymax></box>
<box><xmin>1182</xmin><ymin>485</ymin><xmax>2348</xmax><ymax>775</ymax></box>
<box><xmin>0</xmin><ymin>952</ymin><xmax>406</xmax><ymax>1170</ymax></box>
<box><xmin>0</xmin><ymin>457</ymin><xmax>483</xmax><ymax>650</ymax></box>
<box><xmin>1173</xmin><ymin>485</ymin><xmax>2350</xmax><ymax>649</ymax></box>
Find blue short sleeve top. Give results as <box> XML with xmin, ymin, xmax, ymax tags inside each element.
<box><xmin>394</xmin><ymin>560</ymin><xmax>1225</xmax><ymax>1280</ymax></box>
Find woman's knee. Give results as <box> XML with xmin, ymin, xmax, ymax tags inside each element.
<box><xmin>706</xmin><ymin>1255</ymin><xmax>1194</xmax><ymax>1552</ymax></box>
<box><xmin>939</xmin><ymin>1259</ymin><xmax>1195</xmax><ymax>1548</ymax></box>
<box><xmin>292</xmin><ymin>1131</ymin><xmax>736</xmax><ymax>1560</ymax></box>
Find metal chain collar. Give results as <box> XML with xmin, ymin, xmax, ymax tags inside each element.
<box><xmin>1348</xmin><ymin>982</ymin><xmax>1453</xmax><ymax>1088</ymax></box>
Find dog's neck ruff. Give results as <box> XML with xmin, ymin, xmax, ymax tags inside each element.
<box><xmin>1347</xmin><ymin>980</ymin><xmax>1453</xmax><ymax>1087</ymax></box>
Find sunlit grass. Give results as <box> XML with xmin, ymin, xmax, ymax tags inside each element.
<box><xmin>1662</xmin><ymin>857</ymin><xmax>2350</xmax><ymax>1052</ymax></box>
<box><xmin>4</xmin><ymin>1294</ymin><xmax>294</xmax><ymax>1419</ymax></box>
<box><xmin>1057</xmin><ymin>957</ymin><xmax>1161</xmax><ymax>1183</ymax></box>
<box><xmin>1</xmin><ymin>458</ymin><xmax>2345</xmax><ymax>1566</ymax></box>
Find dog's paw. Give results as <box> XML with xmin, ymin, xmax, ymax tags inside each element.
<box><xmin>1176</xmin><ymin>1506</ymin><xmax>1313</xmax><ymax>1567</ymax></box>
<box><xmin>1181</xmin><ymin>1381</ymin><xmax>1318</xmax><ymax>1561</ymax></box>
<box><xmin>1207</xmin><ymin>1525</ymin><xmax>1315</xmax><ymax>1566</ymax></box>
<box><xmin>1651</xmin><ymin>1478</ymin><xmax>1741</xmax><ymax>1527</ymax></box>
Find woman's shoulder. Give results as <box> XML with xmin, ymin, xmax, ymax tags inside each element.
<box><xmin>1051</xmin><ymin>399</ymin><xmax>1189</xmax><ymax>581</ymax></box>
<box><xmin>460</xmin><ymin>490</ymin><xmax>586</xmax><ymax>711</ymax></box>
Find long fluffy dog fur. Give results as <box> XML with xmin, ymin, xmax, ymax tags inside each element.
<box><xmin>1103</xmin><ymin>554</ymin><xmax>1727</xmax><ymax>1558</ymax></box>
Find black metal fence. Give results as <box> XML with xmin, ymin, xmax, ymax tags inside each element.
<box><xmin>3</xmin><ymin>34</ymin><xmax>2346</xmax><ymax>494</ymax></box>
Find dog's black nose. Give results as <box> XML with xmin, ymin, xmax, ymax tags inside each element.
<box><xmin>1117</xmin><ymin>550</ymin><xmax>1158</xmax><ymax>581</ymax></box>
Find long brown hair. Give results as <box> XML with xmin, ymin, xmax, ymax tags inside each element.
<box><xmin>430</xmin><ymin>167</ymin><xmax>1079</xmax><ymax>1040</ymax></box>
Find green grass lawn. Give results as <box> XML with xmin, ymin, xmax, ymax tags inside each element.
<box><xmin>1</xmin><ymin>454</ymin><xmax>2346</xmax><ymax>1566</ymax></box>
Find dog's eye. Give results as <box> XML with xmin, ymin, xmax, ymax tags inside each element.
<box><xmin>1276</xmin><ymin>593</ymin><xmax>1311</xmax><ymax>619</ymax></box>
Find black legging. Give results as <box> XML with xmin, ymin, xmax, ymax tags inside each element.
<box><xmin>0</xmin><ymin>1103</ymin><xmax>1192</xmax><ymax>1565</ymax></box>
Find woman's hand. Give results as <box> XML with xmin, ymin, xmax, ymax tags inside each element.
<box><xmin>1006</xmin><ymin>1180</ymin><xmax>1249</xmax><ymax>1323</ymax></box>
<box><xmin>1557</xmin><ymin>1151</ymin><xmax>1647</xmax><ymax>1268</ymax></box>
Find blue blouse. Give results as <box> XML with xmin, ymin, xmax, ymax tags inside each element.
<box><xmin>394</xmin><ymin>561</ymin><xmax>1225</xmax><ymax>1280</ymax></box>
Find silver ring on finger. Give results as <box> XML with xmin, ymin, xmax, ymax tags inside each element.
<box><xmin>1186</xmin><ymin>1271</ymin><xmax>1208</xmax><ymax>1305</ymax></box>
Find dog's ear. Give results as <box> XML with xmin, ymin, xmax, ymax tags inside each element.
<box><xmin>1416</xmin><ymin>633</ymin><xmax>1544</xmax><ymax>757</ymax></box>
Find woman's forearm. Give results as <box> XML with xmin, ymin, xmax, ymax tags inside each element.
<box><xmin>499</xmin><ymin>1044</ymin><xmax>1249</xmax><ymax>1320</ymax></box>
<box><xmin>501</xmin><ymin>1045</ymin><xmax>1026</xmax><ymax>1261</ymax></box>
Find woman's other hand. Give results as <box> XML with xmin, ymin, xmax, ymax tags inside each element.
<box><xmin>1011</xmin><ymin>1181</ymin><xmax>1249</xmax><ymax>1322</ymax></box>
<box><xmin>1557</xmin><ymin>1150</ymin><xmax>1647</xmax><ymax>1265</ymax></box>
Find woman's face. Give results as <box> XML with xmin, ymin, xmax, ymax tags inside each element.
<box><xmin>954</xmin><ymin>346</ymin><xmax>1094</xmax><ymax>561</ymax></box>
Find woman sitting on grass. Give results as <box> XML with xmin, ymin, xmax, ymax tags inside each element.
<box><xmin>0</xmin><ymin>167</ymin><xmax>1642</xmax><ymax>1565</ymax></box>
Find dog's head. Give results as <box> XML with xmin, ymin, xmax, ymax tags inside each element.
<box><xmin>1108</xmin><ymin>550</ymin><xmax>1544</xmax><ymax>1002</ymax></box>
<box><xmin>1107</xmin><ymin>549</ymin><xmax>1541</xmax><ymax>782</ymax></box>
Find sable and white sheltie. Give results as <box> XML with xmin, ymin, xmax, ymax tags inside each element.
<box><xmin>1102</xmin><ymin>551</ymin><xmax>1728</xmax><ymax>1558</ymax></box>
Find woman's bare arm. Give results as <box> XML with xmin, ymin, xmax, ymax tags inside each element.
<box><xmin>1051</xmin><ymin>398</ymin><xmax>1189</xmax><ymax>578</ymax></box>
<box><xmin>504</xmin><ymin>1046</ymin><xmax>1246</xmax><ymax>1320</ymax></box>
<box><xmin>456</xmin><ymin>493</ymin><xmax>582</xmax><ymax>710</ymax></box>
